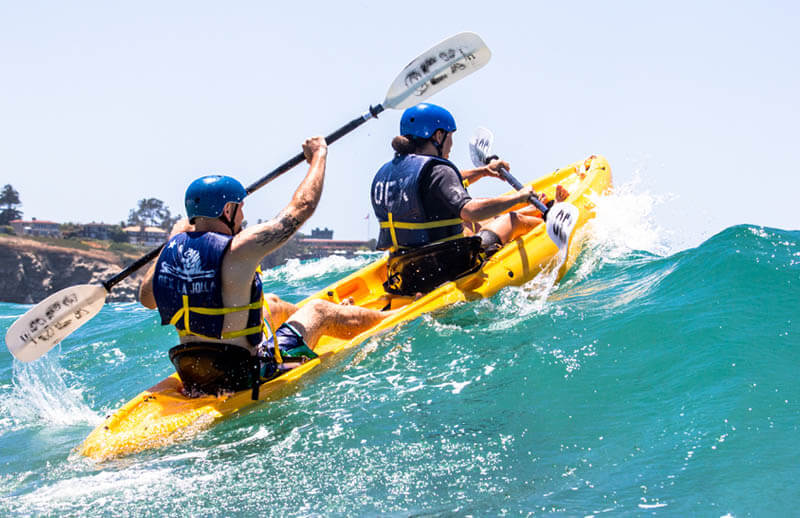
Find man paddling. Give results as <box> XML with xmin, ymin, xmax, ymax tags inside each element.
<box><xmin>371</xmin><ymin>103</ymin><xmax>567</xmax><ymax>295</ymax></box>
<box><xmin>139</xmin><ymin>137</ymin><xmax>392</xmax><ymax>397</ymax></box>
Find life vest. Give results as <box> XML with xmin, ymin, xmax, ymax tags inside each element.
<box><xmin>371</xmin><ymin>154</ymin><xmax>466</xmax><ymax>251</ymax></box>
<box><xmin>152</xmin><ymin>232</ymin><xmax>264</xmax><ymax>346</ymax></box>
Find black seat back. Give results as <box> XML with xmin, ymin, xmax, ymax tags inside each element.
<box><xmin>169</xmin><ymin>342</ymin><xmax>257</xmax><ymax>395</ymax></box>
<box><xmin>384</xmin><ymin>236</ymin><xmax>484</xmax><ymax>296</ymax></box>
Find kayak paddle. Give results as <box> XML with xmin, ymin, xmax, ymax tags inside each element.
<box><xmin>5</xmin><ymin>32</ymin><xmax>492</xmax><ymax>363</ymax></box>
<box><xmin>468</xmin><ymin>127</ymin><xmax>580</xmax><ymax>250</ymax></box>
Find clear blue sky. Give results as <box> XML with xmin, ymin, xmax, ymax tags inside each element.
<box><xmin>1</xmin><ymin>1</ymin><xmax>797</xmax><ymax>243</ymax></box>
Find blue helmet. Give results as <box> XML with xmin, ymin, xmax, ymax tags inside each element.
<box><xmin>185</xmin><ymin>175</ymin><xmax>247</xmax><ymax>220</ymax></box>
<box><xmin>400</xmin><ymin>103</ymin><xmax>457</xmax><ymax>139</ymax></box>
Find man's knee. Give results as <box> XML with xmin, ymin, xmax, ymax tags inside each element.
<box><xmin>288</xmin><ymin>299</ymin><xmax>332</xmax><ymax>334</ymax></box>
<box><xmin>264</xmin><ymin>293</ymin><xmax>282</xmax><ymax>306</ymax></box>
<box><xmin>303</xmin><ymin>298</ymin><xmax>331</xmax><ymax>317</ymax></box>
<box><xmin>510</xmin><ymin>211</ymin><xmax>541</xmax><ymax>230</ymax></box>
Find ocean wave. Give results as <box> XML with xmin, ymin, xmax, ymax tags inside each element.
<box><xmin>260</xmin><ymin>253</ymin><xmax>384</xmax><ymax>284</ymax></box>
<box><xmin>2</xmin><ymin>186</ymin><xmax>799</xmax><ymax>516</ymax></box>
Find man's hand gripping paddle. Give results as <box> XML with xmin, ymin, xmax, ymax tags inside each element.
<box><xmin>6</xmin><ymin>32</ymin><xmax>492</xmax><ymax>363</ymax></box>
<box><xmin>468</xmin><ymin>127</ymin><xmax>580</xmax><ymax>251</ymax></box>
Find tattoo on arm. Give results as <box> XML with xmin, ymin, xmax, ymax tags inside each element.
<box><xmin>255</xmin><ymin>211</ymin><xmax>302</xmax><ymax>248</ymax></box>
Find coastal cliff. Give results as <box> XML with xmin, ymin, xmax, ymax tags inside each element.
<box><xmin>0</xmin><ymin>236</ymin><xmax>143</xmax><ymax>304</ymax></box>
<box><xmin>0</xmin><ymin>233</ymin><xmax>369</xmax><ymax>305</ymax></box>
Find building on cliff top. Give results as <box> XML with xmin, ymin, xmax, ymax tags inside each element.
<box><xmin>294</xmin><ymin>228</ymin><xmax>374</xmax><ymax>259</ymax></box>
<box><xmin>310</xmin><ymin>227</ymin><xmax>334</xmax><ymax>239</ymax></box>
<box><xmin>75</xmin><ymin>223</ymin><xmax>118</xmax><ymax>241</ymax></box>
<box><xmin>9</xmin><ymin>219</ymin><xmax>61</xmax><ymax>238</ymax></box>
<box><xmin>123</xmin><ymin>225</ymin><xmax>168</xmax><ymax>246</ymax></box>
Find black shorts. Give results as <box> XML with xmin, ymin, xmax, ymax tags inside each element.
<box><xmin>266</xmin><ymin>323</ymin><xmax>306</xmax><ymax>353</ymax></box>
<box><xmin>478</xmin><ymin>229</ymin><xmax>503</xmax><ymax>255</ymax></box>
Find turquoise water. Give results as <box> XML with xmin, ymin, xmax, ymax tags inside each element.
<box><xmin>0</xmin><ymin>194</ymin><xmax>798</xmax><ymax>516</ymax></box>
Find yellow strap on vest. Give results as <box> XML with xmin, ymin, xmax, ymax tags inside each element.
<box><xmin>462</xmin><ymin>178</ymin><xmax>470</xmax><ymax>188</ymax></box>
<box><xmin>177</xmin><ymin>325</ymin><xmax>263</xmax><ymax>340</ymax></box>
<box><xmin>387</xmin><ymin>212</ymin><xmax>399</xmax><ymax>250</ymax></box>
<box><xmin>380</xmin><ymin>217</ymin><xmax>463</xmax><ymax>231</ymax></box>
<box><xmin>383</xmin><ymin>213</ymin><xmax>465</xmax><ymax>252</ymax></box>
<box><xmin>169</xmin><ymin>294</ymin><xmax>265</xmax><ymax>340</ymax></box>
<box><xmin>182</xmin><ymin>301</ymin><xmax>262</xmax><ymax>315</ymax></box>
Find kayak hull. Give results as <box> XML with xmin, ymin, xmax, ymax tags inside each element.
<box><xmin>78</xmin><ymin>155</ymin><xmax>612</xmax><ymax>461</ymax></box>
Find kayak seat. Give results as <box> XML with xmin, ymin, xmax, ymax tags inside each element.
<box><xmin>384</xmin><ymin>236</ymin><xmax>485</xmax><ymax>296</ymax></box>
<box><xmin>168</xmin><ymin>342</ymin><xmax>277</xmax><ymax>397</ymax></box>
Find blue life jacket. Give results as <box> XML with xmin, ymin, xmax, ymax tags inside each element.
<box><xmin>371</xmin><ymin>154</ymin><xmax>465</xmax><ymax>250</ymax></box>
<box><xmin>152</xmin><ymin>232</ymin><xmax>264</xmax><ymax>346</ymax></box>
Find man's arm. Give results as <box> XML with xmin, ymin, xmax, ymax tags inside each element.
<box><xmin>460</xmin><ymin>188</ymin><xmax>534</xmax><ymax>223</ymax></box>
<box><xmin>139</xmin><ymin>262</ymin><xmax>157</xmax><ymax>309</ymax></box>
<box><xmin>460</xmin><ymin>158</ymin><xmax>510</xmax><ymax>186</ymax></box>
<box><xmin>231</xmin><ymin>137</ymin><xmax>327</xmax><ymax>262</ymax></box>
<box><xmin>426</xmin><ymin>163</ymin><xmax>532</xmax><ymax>224</ymax></box>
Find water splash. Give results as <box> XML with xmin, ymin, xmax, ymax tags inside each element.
<box><xmin>3</xmin><ymin>351</ymin><xmax>101</xmax><ymax>430</ymax></box>
<box><xmin>587</xmin><ymin>171</ymin><xmax>672</xmax><ymax>258</ymax></box>
<box><xmin>493</xmin><ymin>276</ymin><xmax>558</xmax><ymax>329</ymax></box>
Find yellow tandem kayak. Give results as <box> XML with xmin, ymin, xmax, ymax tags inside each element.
<box><xmin>78</xmin><ymin>155</ymin><xmax>612</xmax><ymax>461</ymax></box>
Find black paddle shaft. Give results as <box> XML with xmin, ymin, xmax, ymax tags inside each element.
<box><xmin>102</xmin><ymin>244</ymin><xmax>165</xmax><ymax>292</ymax></box>
<box><xmin>99</xmin><ymin>104</ymin><xmax>386</xmax><ymax>294</ymax></box>
<box><xmin>482</xmin><ymin>153</ymin><xmax>550</xmax><ymax>216</ymax></box>
<box><xmin>498</xmin><ymin>166</ymin><xmax>549</xmax><ymax>215</ymax></box>
<box><xmin>246</xmin><ymin>104</ymin><xmax>385</xmax><ymax>194</ymax></box>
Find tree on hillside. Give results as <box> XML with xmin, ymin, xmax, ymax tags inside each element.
<box><xmin>0</xmin><ymin>184</ymin><xmax>23</xmax><ymax>225</ymax></box>
<box><xmin>59</xmin><ymin>222</ymin><xmax>81</xmax><ymax>239</ymax></box>
<box><xmin>108</xmin><ymin>225</ymin><xmax>128</xmax><ymax>243</ymax></box>
<box><xmin>127</xmin><ymin>198</ymin><xmax>180</xmax><ymax>231</ymax></box>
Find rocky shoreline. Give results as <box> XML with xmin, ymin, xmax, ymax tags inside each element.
<box><xmin>0</xmin><ymin>236</ymin><xmax>144</xmax><ymax>304</ymax></box>
<box><xmin>0</xmin><ymin>233</ymin><xmax>370</xmax><ymax>305</ymax></box>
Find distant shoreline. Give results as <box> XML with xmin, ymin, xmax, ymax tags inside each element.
<box><xmin>0</xmin><ymin>234</ymin><xmax>375</xmax><ymax>304</ymax></box>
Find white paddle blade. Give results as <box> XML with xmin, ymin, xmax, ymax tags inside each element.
<box><xmin>546</xmin><ymin>202</ymin><xmax>581</xmax><ymax>251</ymax></box>
<box><xmin>469</xmin><ymin>127</ymin><xmax>495</xmax><ymax>167</ymax></box>
<box><xmin>5</xmin><ymin>284</ymin><xmax>108</xmax><ymax>362</ymax></box>
<box><xmin>384</xmin><ymin>32</ymin><xmax>491</xmax><ymax>110</ymax></box>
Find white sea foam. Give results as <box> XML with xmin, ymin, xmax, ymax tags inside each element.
<box><xmin>585</xmin><ymin>171</ymin><xmax>673</xmax><ymax>258</ymax></box>
<box><xmin>547</xmin><ymin>168</ymin><xmax>672</xmax><ymax>291</ymax></box>
<box><xmin>260</xmin><ymin>253</ymin><xmax>383</xmax><ymax>284</ymax></box>
<box><xmin>2</xmin><ymin>353</ymin><xmax>101</xmax><ymax>429</ymax></box>
<box><xmin>15</xmin><ymin>465</ymin><xmax>201</xmax><ymax>513</ymax></box>
<box><xmin>421</xmin><ymin>312</ymin><xmax>467</xmax><ymax>335</ymax></box>
<box><xmin>437</xmin><ymin>380</ymin><xmax>471</xmax><ymax>394</ymax></box>
<box><xmin>215</xmin><ymin>425</ymin><xmax>273</xmax><ymax>451</ymax></box>
<box><xmin>486</xmin><ymin>260</ymin><xmax>563</xmax><ymax>329</ymax></box>
<box><xmin>98</xmin><ymin>347</ymin><xmax>127</xmax><ymax>365</ymax></box>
